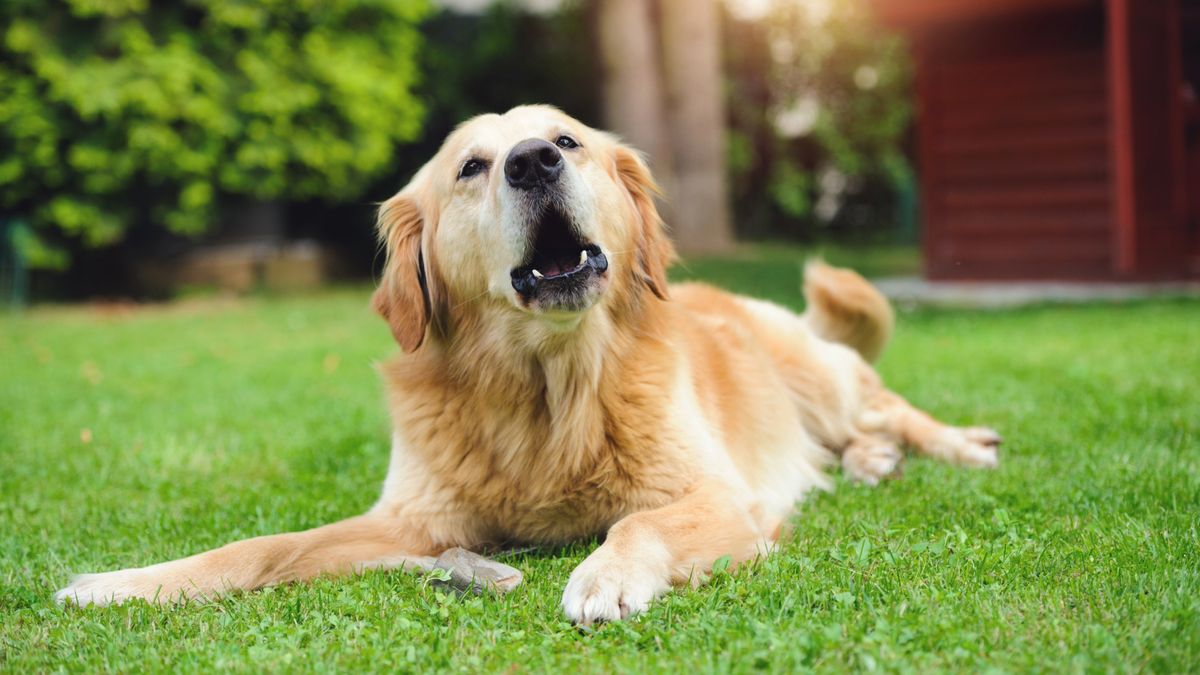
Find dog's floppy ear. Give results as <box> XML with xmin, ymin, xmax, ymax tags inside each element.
<box><xmin>372</xmin><ymin>191</ymin><xmax>432</xmax><ymax>352</ymax></box>
<box><xmin>614</xmin><ymin>144</ymin><xmax>676</xmax><ymax>300</ymax></box>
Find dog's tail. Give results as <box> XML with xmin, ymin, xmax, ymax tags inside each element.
<box><xmin>802</xmin><ymin>260</ymin><xmax>894</xmax><ymax>363</ymax></box>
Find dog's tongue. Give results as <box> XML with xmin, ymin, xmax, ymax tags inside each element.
<box><xmin>541</xmin><ymin>254</ymin><xmax>576</xmax><ymax>278</ymax></box>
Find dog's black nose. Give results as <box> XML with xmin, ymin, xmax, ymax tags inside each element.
<box><xmin>505</xmin><ymin>138</ymin><xmax>563</xmax><ymax>190</ymax></box>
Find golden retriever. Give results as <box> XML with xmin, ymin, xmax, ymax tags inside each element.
<box><xmin>57</xmin><ymin>105</ymin><xmax>1001</xmax><ymax>623</ymax></box>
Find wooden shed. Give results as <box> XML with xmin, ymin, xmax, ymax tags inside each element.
<box><xmin>871</xmin><ymin>0</ymin><xmax>1200</xmax><ymax>280</ymax></box>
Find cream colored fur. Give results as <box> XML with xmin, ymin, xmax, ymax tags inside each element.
<box><xmin>56</xmin><ymin>107</ymin><xmax>1001</xmax><ymax>623</ymax></box>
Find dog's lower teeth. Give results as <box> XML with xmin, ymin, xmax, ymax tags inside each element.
<box><xmin>532</xmin><ymin>270</ymin><xmax>543</xmax><ymax>279</ymax></box>
<box><xmin>578</xmin><ymin>250</ymin><xmax>588</xmax><ymax>266</ymax></box>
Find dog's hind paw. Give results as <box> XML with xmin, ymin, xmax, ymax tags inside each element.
<box><xmin>934</xmin><ymin>426</ymin><xmax>1002</xmax><ymax>468</ymax></box>
<box><xmin>842</xmin><ymin>440</ymin><xmax>903</xmax><ymax>486</ymax></box>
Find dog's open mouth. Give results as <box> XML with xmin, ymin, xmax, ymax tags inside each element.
<box><xmin>510</xmin><ymin>206</ymin><xmax>608</xmax><ymax>309</ymax></box>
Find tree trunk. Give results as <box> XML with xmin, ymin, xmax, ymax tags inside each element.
<box><xmin>594</xmin><ymin>0</ymin><xmax>676</xmax><ymax>221</ymax></box>
<box><xmin>658</xmin><ymin>0</ymin><xmax>734</xmax><ymax>253</ymax></box>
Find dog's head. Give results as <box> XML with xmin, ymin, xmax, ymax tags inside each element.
<box><xmin>373</xmin><ymin>105</ymin><xmax>675</xmax><ymax>351</ymax></box>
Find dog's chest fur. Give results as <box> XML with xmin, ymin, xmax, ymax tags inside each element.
<box><xmin>380</xmin><ymin>341</ymin><xmax>694</xmax><ymax>544</ymax></box>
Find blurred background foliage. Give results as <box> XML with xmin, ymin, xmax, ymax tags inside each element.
<box><xmin>0</xmin><ymin>0</ymin><xmax>914</xmax><ymax>298</ymax></box>
<box><xmin>725</xmin><ymin>0</ymin><xmax>913</xmax><ymax>241</ymax></box>
<box><xmin>1</xmin><ymin>0</ymin><xmax>429</xmax><ymax>270</ymax></box>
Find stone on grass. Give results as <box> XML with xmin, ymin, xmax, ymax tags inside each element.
<box><xmin>431</xmin><ymin>547</ymin><xmax>523</xmax><ymax>595</ymax></box>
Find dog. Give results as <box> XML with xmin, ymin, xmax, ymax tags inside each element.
<box><xmin>56</xmin><ymin>105</ymin><xmax>1000</xmax><ymax>623</ymax></box>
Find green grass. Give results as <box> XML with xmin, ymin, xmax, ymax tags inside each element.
<box><xmin>2</xmin><ymin>250</ymin><xmax>1198</xmax><ymax>672</ymax></box>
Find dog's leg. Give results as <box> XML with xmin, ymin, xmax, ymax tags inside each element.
<box><xmin>561</xmin><ymin>479</ymin><xmax>770</xmax><ymax>625</ymax></box>
<box><xmin>863</xmin><ymin>389</ymin><xmax>1002</xmax><ymax>469</ymax></box>
<box><xmin>56</xmin><ymin>514</ymin><xmax>440</xmax><ymax>606</ymax></box>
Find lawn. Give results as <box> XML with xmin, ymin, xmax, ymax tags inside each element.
<box><xmin>2</xmin><ymin>250</ymin><xmax>1198</xmax><ymax>672</ymax></box>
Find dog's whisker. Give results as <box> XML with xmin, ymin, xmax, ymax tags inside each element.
<box><xmin>451</xmin><ymin>289</ymin><xmax>492</xmax><ymax>311</ymax></box>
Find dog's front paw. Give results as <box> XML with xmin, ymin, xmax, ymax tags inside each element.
<box><xmin>933</xmin><ymin>426</ymin><xmax>1002</xmax><ymax>468</ymax></box>
<box><xmin>561</xmin><ymin>544</ymin><xmax>670</xmax><ymax>626</ymax></box>
<box><xmin>55</xmin><ymin>568</ymin><xmax>175</xmax><ymax>607</ymax></box>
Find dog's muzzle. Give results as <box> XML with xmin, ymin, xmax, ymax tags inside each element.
<box><xmin>504</xmin><ymin>138</ymin><xmax>608</xmax><ymax>312</ymax></box>
<box><xmin>509</xmin><ymin>206</ymin><xmax>608</xmax><ymax>311</ymax></box>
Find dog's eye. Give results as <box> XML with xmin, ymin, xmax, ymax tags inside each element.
<box><xmin>555</xmin><ymin>135</ymin><xmax>580</xmax><ymax>150</ymax></box>
<box><xmin>459</xmin><ymin>159</ymin><xmax>486</xmax><ymax>180</ymax></box>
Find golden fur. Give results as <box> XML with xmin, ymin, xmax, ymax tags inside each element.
<box><xmin>57</xmin><ymin>107</ymin><xmax>1001</xmax><ymax>623</ymax></box>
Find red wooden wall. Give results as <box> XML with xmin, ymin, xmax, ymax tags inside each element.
<box><xmin>877</xmin><ymin>0</ymin><xmax>1199</xmax><ymax>280</ymax></box>
<box><xmin>1185</xmin><ymin>2</ymin><xmax>1200</xmax><ymax>258</ymax></box>
<box><xmin>915</xmin><ymin>6</ymin><xmax>1114</xmax><ymax>279</ymax></box>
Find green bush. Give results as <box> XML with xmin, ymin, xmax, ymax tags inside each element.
<box><xmin>0</xmin><ymin>0</ymin><xmax>429</xmax><ymax>268</ymax></box>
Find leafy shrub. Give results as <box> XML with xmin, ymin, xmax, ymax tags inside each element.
<box><xmin>0</xmin><ymin>0</ymin><xmax>429</xmax><ymax>268</ymax></box>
